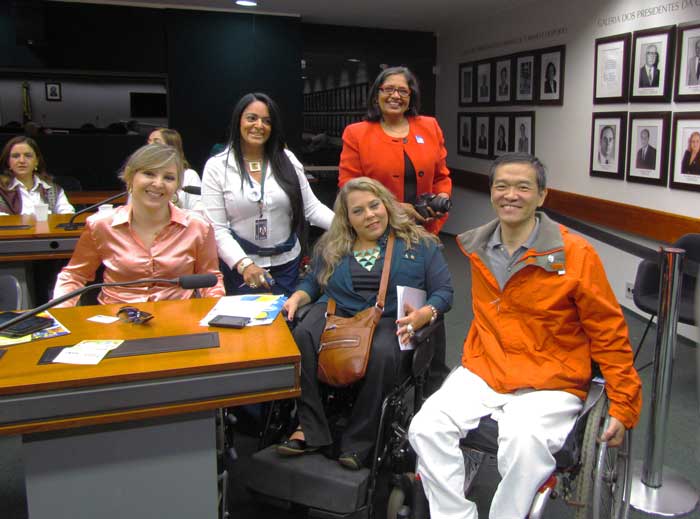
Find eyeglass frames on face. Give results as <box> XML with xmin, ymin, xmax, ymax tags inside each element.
<box><xmin>378</xmin><ymin>86</ymin><xmax>411</xmax><ymax>98</ymax></box>
<box><xmin>117</xmin><ymin>306</ymin><xmax>154</xmax><ymax>324</ymax></box>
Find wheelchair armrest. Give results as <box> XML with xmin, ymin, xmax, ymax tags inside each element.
<box><xmin>294</xmin><ymin>303</ymin><xmax>315</xmax><ymax>324</ymax></box>
<box><xmin>411</xmin><ymin>317</ymin><xmax>444</xmax><ymax>379</ymax></box>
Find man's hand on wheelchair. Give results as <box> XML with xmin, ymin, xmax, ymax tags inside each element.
<box><xmin>600</xmin><ymin>415</ymin><xmax>626</xmax><ymax>448</ymax></box>
<box><xmin>396</xmin><ymin>303</ymin><xmax>433</xmax><ymax>346</ymax></box>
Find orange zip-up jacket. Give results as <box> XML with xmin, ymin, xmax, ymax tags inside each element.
<box><xmin>338</xmin><ymin>117</ymin><xmax>452</xmax><ymax>234</ymax></box>
<box><xmin>457</xmin><ymin>214</ymin><xmax>642</xmax><ymax>429</ymax></box>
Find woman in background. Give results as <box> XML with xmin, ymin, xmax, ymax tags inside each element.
<box><xmin>0</xmin><ymin>136</ymin><xmax>74</xmax><ymax>215</ymax></box>
<box><xmin>202</xmin><ymin>92</ymin><xmax>334</xmax><ymax>296</ymax></box>
<box><xmin>53</xmin><ymin>143</ymin><xmax>224</xmax><ymax>306</ymax></box>
<box><xmin>338</xmin><ymin>66</ymin><xmax>451</xmax><ymax>234</ymax></box>
<box><xmin>147</xmin><ymin>128</ymin><xmax>202</xmax><ymax>211</ymax></box>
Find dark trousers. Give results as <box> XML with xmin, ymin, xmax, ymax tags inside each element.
<box><xmin>220</xmin><ymin>255</ymin><xmax>300</xmax><ymax>297</ymax></box>
<box><xmin>294</xmin><ymin>302</ymin><xmax>409</xmax><ymax>461</ymax></box>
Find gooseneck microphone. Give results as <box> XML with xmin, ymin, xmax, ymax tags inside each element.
<box><xmin>182</xmin><ymin>186</ymin><xmax>201</xmax><ymax>195</ymax></box>
<box><xmin>0</xmin><ymin>274</ymin><xmax>218</xmax><ymax>333</ymax></box>
<box><xmin>57</xmin><ymin>191</ymin><xmax>128</xmax><ymax>230</ymax></box>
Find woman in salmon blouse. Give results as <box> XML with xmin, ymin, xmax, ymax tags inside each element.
<box><xmin>53</xmin><ymin>143</ymin><xmax>224</xmax><ymax>306</ymax></box>
<box><xmin>338</xmin><ymin>66</ymin><xmax>451</xmax><ymax>234</ymax></box>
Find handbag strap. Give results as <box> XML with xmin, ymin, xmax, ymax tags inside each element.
<box><xmin>326</xmin><ymin>232</ymin><xmax>395</xmax><ymax>316</ymax></box>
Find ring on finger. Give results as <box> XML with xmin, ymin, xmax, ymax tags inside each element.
<box><xmin>250</xmin><ymin>283</ymin><xmax>257</xmax><ymax>288</ymax></box>
<box><xmin>406</xmin><ymin>323</ymin><xmax>414</xmax><ymax>334</ymax></box>
<box><xmin>259</xmin><ymin>274</ymin><xmax>266</xmax><ymax>284</ymax></box>
<box><xmin>409</xmin><ymin>331</ymin><xmax>415</xmax><ymax>338</ymax></box>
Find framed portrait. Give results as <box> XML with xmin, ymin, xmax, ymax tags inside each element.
<box><xmin>495</xmin><ymin>58</ymin><xmax>513</xmax><ymax>104</ymax></box>
<box><xmin>669</xmin><ymin>112</ymin><xmax>700</xmax><ymax>192</ymax></box>
<box><xmin>538</xmin><ymin>45</ymin><xmax>565</xmax><ymax>105</ymax></box>
<box><xmin>674</xmin><ymin>22</ymin><xmax>700</xmax><ymax>102</ymax></box>
<box><xmin>594</xmin><ymin>33</ymin><xmax>631</xmax><ymax>104</ymax></box>
<box><xmin>474</xmin><ymin>114</ymin><xmax>491</xmax><ymax>158</ymax></box>
<box><xmin>459</xmin><ymin>62</ymin><xmax>474</xmax><ymax>106</ymax></box>
<box><xmin>590</xmin><ymin>112</ymin><xmax>627</xmax><ymax>180</ymax></box>
<box><xmin>476</xmin><ymin>61</ymin><xmax>493</xmax><ymax>104</ymax></box>
<box><xmin>630</xmin><ymin>25</ymin><xmax>676</xmax><ymax>102</ymax></box>
<box><xmin>493</xmin><ymin>115</ymin><xmax>511</xmax><ymax>157</ymax></box>
<box><xmin>513</xmin><ymin>112</ymin><xmax>535</xmax><ymax>155</ymax></box>
<box><xmin>457</xmin><ymin>113</ymin><xmax>474</xmax><ymax>156</ymax></box>
<box><xmin>45</xmin><ymin>82</ymin><xmax>62</xmax><ymax>102</ymax></box>
<box><xmin>626</xmin><ymin>112</ymin><xmax>671</xmax><ymax>186</ymax></box>
<box><xmin>515</xmin><ymin>54</ymin><xmax>536</xmax><ymax>103</ymax></box>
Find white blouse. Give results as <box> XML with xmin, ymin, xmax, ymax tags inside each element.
<box><xmin>0</xmin><ymin>176</ymin><xmax>74</xmax><ymax>216</ymax></box>
<box><xmin>201</xmin><ymin>148</ymin><xmax>334</xmax><ymax>269</ymax></box>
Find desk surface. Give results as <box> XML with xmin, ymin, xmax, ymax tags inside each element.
<box><xmin>0</xmin><ymin>298</ymin><xmax>300</xmax><ymax>434</ymax></box>
<box><xmin>0</xmin><ymin>214</ymin><xmax>88</xmax><ymax>261</ymax></box>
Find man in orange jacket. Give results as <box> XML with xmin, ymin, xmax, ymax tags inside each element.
<box><xmin>409</xmin><ymin>153</ymin><xmax>642</xmax><ymax>519</ymax></box>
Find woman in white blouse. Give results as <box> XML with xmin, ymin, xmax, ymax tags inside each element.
<box><xmin>202</xmin><ymin>93</ymin><xmax>334</xmax><ymax>296</ymax></box>
<box><xmin>0</xmin><ymin>136</ymin><xmax>74</xmax><ymax>216</ymax></box>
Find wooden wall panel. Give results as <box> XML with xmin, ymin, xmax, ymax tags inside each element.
<box><xmin>452</xmin><ymin>169</ymin><xmax>700</xmax><ymax>244</ymax></box>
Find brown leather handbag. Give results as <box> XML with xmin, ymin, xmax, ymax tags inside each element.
<box><xmin>317</xmin><ymin>233</ymin><xmax>395</xmax><ymax>387</ymax></box>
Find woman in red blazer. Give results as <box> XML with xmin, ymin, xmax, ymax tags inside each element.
<box><xmin>339</xmin><ymin>66</ymin><xmax>452</xmax><ymax>234</ymax></box>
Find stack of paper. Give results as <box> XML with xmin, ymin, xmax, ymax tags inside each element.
<box><xmin>200</xmin><ymin>294</ymin><xmax>287</xmax><ymax>327</ymax></box>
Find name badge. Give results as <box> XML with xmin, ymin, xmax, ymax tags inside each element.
<box><xmin>415</xmin><ymin>135</ymin><xmax>424</xmax><ymax>144</ymax></box>
<box><xmin>255</xmin><ymin>218</ymin><xmax>268</xmax><ymax>241</ymax></box>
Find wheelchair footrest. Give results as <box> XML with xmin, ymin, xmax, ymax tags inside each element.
<box><xmin>247</xmin><ymin>445</ymin><xmax>370</xmax><ymax>515</ymax></box>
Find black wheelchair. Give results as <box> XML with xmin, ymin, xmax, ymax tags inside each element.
<box><xmin>389</xmin><ymin>375</ymin><xmax>632</xmax><ymax>519</ymax></box>
<box><xmin>244</xmin><ymin>314</ymin><xmax>445</xmax><ymax>518</ymax></box>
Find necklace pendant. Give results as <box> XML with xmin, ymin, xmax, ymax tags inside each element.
<box><xmin>248</xmin><ymin>161</ymin><xmax>262</xmax><ymax>172</ymax></box>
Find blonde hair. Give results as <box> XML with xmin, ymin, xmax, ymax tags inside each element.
<box><xmin>313</xmin><ymin>177</ymin><xmax>438</xmax><ymax>286</ymax></box>
<box><xmin>152</xmin><ymin>128</ymin><xmax>191</xmax><ymax>170</ymax></box>
<box><xmin>119</xmin><ymin>143</ymin><xmax>183</xmax><ymax>190</ymax></box>
<box><xmin>687</xmin><ymin>131</ymin><xmax>700</xmax><ymax>153</ymax></box>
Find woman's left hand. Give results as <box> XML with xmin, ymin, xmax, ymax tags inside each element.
<box><xmin>396</xmin><ymin>303</ymin><xmax>433</xmax><ymax>346</ymax></box>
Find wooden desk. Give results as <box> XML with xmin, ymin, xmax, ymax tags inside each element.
<box><xmin>0</xmin><ymin>298</ymin><xmax>300</xmax><ymax>519</ymax></box>
<box><xmin>0</xmin><ymin>213</ymin><xmax>87</xmax><ymax>262</ymax></box>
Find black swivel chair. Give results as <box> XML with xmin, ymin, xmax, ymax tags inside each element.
<box><xmin>0</xmin><ymin>274</ymin><xmax>22</xmax><ymax>311</ymax></box>
<box><xmin>632</xmin><ymin>234</ymin><xmax>700</xmax><ymax>364</ymax></box>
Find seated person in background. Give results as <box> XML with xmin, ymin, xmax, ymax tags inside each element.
<box><xmin>53</xmin><ymin>143</ymin><xmax>224</xmax><ymax>306</ymax></box>
<box><xmin>0</xmin><ymin>136</ymin><xmax>74</xmax><ymax>215</ymax></box>
<box><xmin>409</xmin><ymin>153</ymin><xmax>641</xmax><ymax>519</ymax></box>
<box><xmin>147</xmin><ymin>127</ymin><xmax>202</xmax><ymax>212</ymax></box>
<box><xmin>279</xmin><ymin>177</ymin><xmax>453</xmax><ymax>470</ymax></box>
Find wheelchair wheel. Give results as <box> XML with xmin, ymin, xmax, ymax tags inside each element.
<box><xmin>573</xmin><ymin>396</ymin><xmax>629</xmax><ymax>519</ymax></box>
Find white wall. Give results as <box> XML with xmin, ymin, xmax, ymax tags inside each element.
<box><xmin>0</xmin><ymin>79</ymin><xmax>167</xmax><ymax>129</ymax></box>
<box><xmin>436</xmin><ymin>0</ymin><xmax>700</xmax><ymax>340</ymax></box>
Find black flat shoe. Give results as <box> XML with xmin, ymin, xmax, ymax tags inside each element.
<box><xmin>276</xmin><ymin>436</ymin><xmax>319</xmax><ymax>456</ymax></box>
<box><xmin>338</xmin><ymin>452</ymin><xmax>363</xmax><ymax>470</ymax></box>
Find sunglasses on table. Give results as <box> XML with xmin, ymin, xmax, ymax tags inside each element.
<box><xmin>117</xmin><ymin>306</ymin><xmax>154</xmax><ymax>325</ymax></box>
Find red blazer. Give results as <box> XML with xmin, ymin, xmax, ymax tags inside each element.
<box><xmin>339</xmin><ymin>116</ymin><xmax>452</xmax><ymax>233</ymax></box>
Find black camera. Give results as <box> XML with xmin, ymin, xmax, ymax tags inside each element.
<box><xmin>413</xmin><ymin>193</ymin><xmax>452</xmax><ymax>219</ymax></box>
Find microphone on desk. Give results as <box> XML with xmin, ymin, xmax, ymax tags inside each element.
<box><xmin>182</xmin><ymin>186</ymin><xmax>201</xmax><ymax>195</ymax></box>
<box><xmin>57</xmin><ymin>190</ymin><xmax>129</xmax><ymax>230</ymax></box>
<box><xmin>0</xmin><ymin>274</ymin><xmax>218</xmax><ymax>333</ymax></box>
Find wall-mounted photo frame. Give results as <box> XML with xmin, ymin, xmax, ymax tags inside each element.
<box><xmin>457</xmin><ymin>112</ymin><xmax>474</xmax><ymax>156</ymax></box>
<box><xmin>630</xmin><ymin>25</ymin><xmax>675</xmax><ymax>103</ymax></box>
<box><xmin>493</xmin><ymin>115</ymin><xmax>511</xmax><ymax>156</ymax></box>
<box><xmin>476</xmin><ymin>61</ymin><xmax>493</xmax><ymax>104</ymax></box>
<box><xmin>459</xmin><ymin>62</ymin><xmax>474</xmax><ymax>106</ymax></box>
<box><xmin>515</xmin><ymin>54</ymin><xmax>536</xmax><ymax>103</ymax></box>
<box><xmin>474</xmin><ymin>114</ymin><xmax>491</xmax><ymax>158</ymax></box>
<box><xmin>495</xmin><ymin>58</ymin><xmax>513</xmax><ymax>104</ymax></box>
<box><xmin>590</xmin><ymin>112</ymin><xmax>627</xmax><ymax>180</ymax></box>
<box><xmin>45</xmin><ymin>82</ymin><xmax>62</xmax><ymax>102</ymax></box>
<box><xmin>674</xmin><ymin>22</ymin><xmax>700</xmax><ymax>103</ymax></box>
<box><xmin>594</xmin><ymin>33</ymin><xmax>631</xmax><ymax>104</ymax></box>
<box><xmin>626</xmin><ymin>111</ymin><xmax>671</xmax><ymax>186</ymax></box>
<box><xmin>538</xmin><ymin>46</ymin><xmax>565</xmax><ymax>105</ymax></box>
<box><xmin>669</xmin><ymin>112</ymin><xmax>700</xmax><ymax>191</ymax></box>
<box><xmin>514</xmin><ymin>112</ymin><xmax>535</xmax><ymax>154</ymax></box>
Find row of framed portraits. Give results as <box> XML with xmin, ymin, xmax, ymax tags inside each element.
<box><xmin>590</xmin><ymin>111</ymin><xmax>700</xmax><ymax>191</ymax></box>
<box><xmin>594</xmin><ymin>21</ymin><xmax>700</xmax><ymax>104</ymax></box>
<box><xmin>457</xmin><ymin>111</ymin><xmax>535</xmax><ymax>159</ymax></box>
<box><xmin>303</xmin><ymin>83</ymin><xmax>369</xmax><ymax>113</ymax></box>
<box><xmin>458</xmin><ymin>45</ymin><xmax>565</xmax><ymax>107</ymax></box>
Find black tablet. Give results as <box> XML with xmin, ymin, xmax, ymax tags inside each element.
<box><xmin>0</xmin><ymin>312</ymin><xmax>54</xmax><ymax>338</ymax></box>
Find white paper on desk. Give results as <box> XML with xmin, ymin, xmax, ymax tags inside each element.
<box><xmin>199</xmin><ymin>294</ymin><xmax>287</xmax><ymax>327</ymax></box>
<box><xmin>53</xmin><ymin>340</ymin><xmax>123</xmax><ymax>365</ymax></box>
<box><xmin>396</xmin><ymin>286</ymin><xmax>426</xmax><ymax>351</ymax></box>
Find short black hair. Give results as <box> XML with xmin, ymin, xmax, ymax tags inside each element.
<box><xmin>488</xmin><ymin>153</ymin><xmax>547</xmax><ymax>192</ymax></box>
<box><xmin>365</xmin><ymin>66</ymin><xmax>421</xmax><ymax>122</ymax></box>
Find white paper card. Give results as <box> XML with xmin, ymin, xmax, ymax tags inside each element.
<box><xmin>53</xmin><ymin>340</ymin><xmax>123</xmax><ymax>365</ymax></box>
<box><xmin>396</xmin><ymin>286</ymin><xmax>427</xmax><ymax>351</ymax></box>
<box><xmin>87</xmin><ymin>315</ymin><xmax>120</xmax><ymax>324</ymax></box>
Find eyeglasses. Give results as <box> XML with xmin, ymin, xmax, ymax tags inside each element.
<box><xmin>117</xmin><ymin>306</ymin><xmax>154</xmax><ymax>324</ymax></box>
<box><xmin>378</xmin><ymin>86</ymin><xmax>411</xmax><ymax>98</ymax></box>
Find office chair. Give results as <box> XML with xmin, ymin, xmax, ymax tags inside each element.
<box><xmin>0</xmin><ymin>274</ymin><xmax>22</xmax><ymax>311</ymax></box>
<box><xmin>632</xmin><ymin>234</ymin><xmax>699</xmax><ymax>364</ymax></box>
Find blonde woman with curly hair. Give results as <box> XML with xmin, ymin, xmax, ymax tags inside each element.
<box><xmin>279</xmin><ymin>177</ymin><xmax>453</xmax><ymax>470</ymax></box>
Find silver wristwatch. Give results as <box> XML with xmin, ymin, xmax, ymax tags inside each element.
<box><xmin>236</xmin><ymin>257</ymin><xmax>254</xmax><ymax>275</ymax></box>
